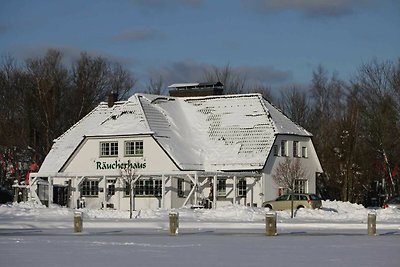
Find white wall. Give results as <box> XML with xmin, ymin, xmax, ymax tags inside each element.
<box><xmin>263</xmin><ymin>135</ymin><xmax>323</xmax><ymax>202</ymax></box>
<box><xmin>50</xmin><ymin>134</ymin><xmax>322</xmax><ymax>210</ymax></box>
<box><xmin>63</xmin><ymin>135</ymin><xmax>179</xmax><ymax>175</ymax></box>
<box><xmin>55</xmin><ymin>135</ymin><xmax>180</xmax><ymax>209</ymax></box>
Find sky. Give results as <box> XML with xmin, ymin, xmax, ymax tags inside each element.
<box><xmin>0</xmin><ymin>0</ymin><xmax>399</xmax><ymax>93</ymax></box>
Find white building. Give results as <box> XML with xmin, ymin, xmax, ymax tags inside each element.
<box><xmin>30</xmin><ymin>87</ymin><xmax>322</xmax><ymax>210</ymax></box>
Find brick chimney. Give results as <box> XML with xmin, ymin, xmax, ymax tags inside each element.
<box><xmin>108</xmin><ymin>91</ymin><xmax>118</xmax><ymax>108</ymax></box>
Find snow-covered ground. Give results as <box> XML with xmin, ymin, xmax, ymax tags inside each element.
<box><xmin>1</xmin><ymin>201</ymin><xmax>399</xmax><ymax>267</ymax></box>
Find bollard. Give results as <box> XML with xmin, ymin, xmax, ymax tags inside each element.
<box><xmin>169</xmin><ymin>212</ymin><xmax>179</xmax><ymax>236</ymax></box>
<box><xmin>74</xmin><ymin>211</ymin><xmax>83</xmax><ymax>233</ymax></box>
<box><xmin>367</xmin><ymin>212</ymin><xmax>376</xmax><ymax>236</ymax></box>
<box><xmin>265</xmin><ymin>212</ymin><xmax>277</xmax><ymax>236</ymax></box>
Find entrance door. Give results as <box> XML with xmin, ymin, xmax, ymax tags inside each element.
<box><xmin>53</xmin><ymin>185</ymin><xmax>69</xmax><ymax>206</ymax></box>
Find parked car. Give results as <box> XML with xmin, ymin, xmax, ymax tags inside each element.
<box><xmin>383</xmin><ymin>195</ymin><xmax>400</xmax><ymax>209</ymax></box>
<box><xmin>0</xmin><ymin>186</ymin><xmax>13</xmax><ymax>204</ymax></box>
<box><xmin>262</xmin><ymin>193</ymin><xmax>322</xmax><ymax>211</ymax></box>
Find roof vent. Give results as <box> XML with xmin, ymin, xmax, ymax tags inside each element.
<box><xmin>168</xmin><ymin>82</ymin><xmax>224</xmax><ymax>97</ymax></box>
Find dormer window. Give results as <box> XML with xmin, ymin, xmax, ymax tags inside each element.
<box><xmin>293</xmin><ymin>141</ymin><xmax>300</xmax><ymax>157</ymax></box>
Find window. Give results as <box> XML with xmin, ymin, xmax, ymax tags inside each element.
<box><xmin>281</xmin><ymin>140</ymin><xmax>288</xmax><ymax>157</ymax></box>
<box><xmin>107</xmin><ymin>179</ymin><xmax>116</xmax><ymax>196</ymax></box>
<box><xmin>81</xmin><ymin>180</ymin><xmax>99</xmax><ymax>197</ymax></box>
<box><xmin>237</xmin><ymin>179</ymin><xmax>246</xmax><ymax>197</ymax></box>
<box><xmin>302</xmin><ymin>146</ymin><xmax>308</xmax><ymax>158</ymax></box>
<box><xmin>125</xmin><ymin>140</ymin><xmax>144</xmax><ymax>156</ymax></box>
<box><xmin>154</xmin><ymin>179</ymin><xmax>162</xmax><ymax>197</ymax></box>
<box><xmin>134</xmin><ymin>178</ymin><xmax>162</xmax><ymax>197</ymax></box>
<box><xmin>293</xmin><ymin>141</ymin><xmax>299</xmax><ymax>157</ymax></box>
<box><xmin>100</xmin><ymin>141</ymin><xmax>118</xmax><ymax>157</ymax></box>
<box><xmin>273</xmin><ymin>145</ymin><xmax>279</xmax><ymax>156</ymax></box>
<box><xmin>294</xmin><ymin>179</ymin><xmax>308</xmax><ymax>194</ymax></box>
<box><xmin>177</xmin><ymin>178</ymin><xmax>185</xmax><ymax>198</ymax></box>
<box><xmin>125</xmin><ymin>182</ymin><xmax>132</xmax><ymax>196</ymax></box>
<box><xmin>217</xmin><ymin>179</ymin><xmax>226</xmax><ymax>197</ymax></box>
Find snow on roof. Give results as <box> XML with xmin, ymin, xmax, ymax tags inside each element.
<box><xmin>39</xmin><ymin>96</ymin><xmax>151</xmax><ymax>173</ymax></box>
<box><xmin>261</xmin><ymin>99</ymin><xmax>312</xmax><ymax>136</ymax></box>
<box><xmin>168</xmin><ymin>83</ymin><xmax>200</xmax><ymax>88</ymax></box>
<box><xmin>138</xmin><ymin>93</ymin><xmax>311</xmax><ymax>171</ymax></box>
<box><xmin>39</xmin><ymin>93</ymin><xmax>312</xmax><ymax>174</ymax></box>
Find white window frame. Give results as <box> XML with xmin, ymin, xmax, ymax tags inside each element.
<box><xmin>294</xmin><ymin>179</ymin><xmax>308</xmax><ymax>194</ymax></box>
<box><xmin>124</xmin><ymin>140</ymin><xmax>144</xmax><ymax>157</ymax></box>
<box><xmin>107</xmin><ymin>179</ymin><xmax>116</xmax><ymax>196</ymax></box>
<box><xmin>81</xmin><ymin>179</ymin><xmax>99</xmax><ymax>197</ymax></box>
<box><xmin>302</xmin><ymin>146</ymin><xmax>308</xmax><ymax>158</ymax></box>
<box><xmin>293</xmin><ymin>141</ymin><xmax>300</xmax><ymax>157</ymax></box>
<box><xmin>217</xmin><ymin>179</ymin><xmax>227</xmax><ymax>197</ymax></box>
<box><xmin>132</xmin><ymin>178</ymin><xmax>162</xmax><ymax>197</ymax></box>
<box><xmin>237</xmin><ymin>179</ymin><xmax>246</xmax><ymax>197</ymax></box>
<box><xmin>100</xmin><ymin>141</ymin><xmax>118</xmax><ymax>157</ymax></box>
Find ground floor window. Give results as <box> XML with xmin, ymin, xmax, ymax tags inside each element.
<box><xmin>81</xmin><ymin>180</ymin><xmax>99</xmax><ymax>197</ymax></box>
<box><xmin>124</xmin><ymin>182</ymin><xmax>131</xmax><ymax>196</ymax></box>
<box><xmin>237</xmin><ymin>179</ymin><xmax>246</xmax><ymax>197</ymax></box>
<box><xmin>107</xmin><ymin>179</ymin><xmax>116</xmax><ymax>196</ymax></box>
<box><xmin>133</xmin><ymin>178</ymin><xmax>162</xmax><ymax>197</ymax></box>
<box><xmin>217</xmin><ymin>179</ymin><xmax>226</xmax><ymax>197</ymax></box>
<box><xmin>294</xmin><ymin>179</ymin><xmax>308</xmax><ymax>193</ymax></box>
<box><xmin>177</xmin><ymin>178</ymin><xmax>185</xmax><ymax>198</ymax></box>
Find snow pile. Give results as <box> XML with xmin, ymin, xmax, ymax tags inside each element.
<box><xmin>282</xmin><ymin>200</ymin><xmax>370</xmax><ymax>222</ymax></box>
<box><xmin>187</xmin><ymin>205</ymin><xmax>264</xmax><ymax>221</ymax></box>
<box><xmin>1</xmin><ymin>200</ymin><xmax>399</xmax><ymax>224</ymax></box>
<box><xmin>82</xmin><ymin>208</ymin><xmax>131</xmax><ymax>219</ymax></box>
<box><xmin>0</xmin><ymin>202</ymin><xmax>73</xmax><ymax>218</ymax></box>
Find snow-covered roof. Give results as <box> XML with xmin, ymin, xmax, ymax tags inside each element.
<box><xmin>39</xmin><ymin>93</ymin><xmax>311</xmax><ymax>173</ymax></box>
<box><xmin>168</xmin><ymin>83</ymin><xmax>200</xmax><ymax>88</ymax></box>
<box><xmin>39</xmin><ymin>95</ymin><xmax>152</xmax><ymax>173</ymax></box>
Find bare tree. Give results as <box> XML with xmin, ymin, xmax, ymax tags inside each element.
<box><xmin>249</xmin><ymin>84</ymin><xmax>274</xmax><ymax>102</ymax></box>
<box><xmin>203</xmin><ymin>64</ymin><xmax>246</xmax><ymax>94</ymax></box>
<box><xmin>71</xmin><ymin>52</ymin><xmax>135</xmax><ymax>122</ymax></box>
<box><xmin>353</xmin><ymin>59</ymin><xmax>400</xmax><ymax>197</ymax></box>
<box><xmin>120</xmin><ymin>166</ymin><xmax>140</xmax><ymax>219</ymax></box>
<box><xmin>25</xmin><ymin>49</ymin><xmax>70</xmax><ymax>155</ymax></box>
<box><xmin>278</xmin><ymin>85</ymin><xmax>310</xmax><ymax>127</ymax></box>
<box><xmin>0</xmin><ymin>55</ymin><xmax>29</xmax><ymax>147</ymax></box>
<box><xmin>145</xmin><ymin>75</ymin><xmax>167</xmax><ymax>95</ymax></box>
<box><xmin>272</xmin><ymin>158</ymin><xmax>307</xmax><ymax>218</ymax></box>
<box><xmin>108</xmin><ymin>62</ymin><xmax>136</xmax><ymax>100</ymax></box>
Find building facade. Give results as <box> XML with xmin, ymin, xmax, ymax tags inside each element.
<box><xmin>29</xmin><ymin>90</ymin><xmax>322</xmax><ymax>210</ymax></box>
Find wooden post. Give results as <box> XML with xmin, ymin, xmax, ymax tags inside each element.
<box><xmin>265</xmin><ymin>212</ymin><xmax>277</xmax><ymax>236</ymax></box>
<box><xmin>74</xmin><ymin>211</ymin><xmax>83</xmax><ymax>233</ymax></box>
<box><xmin>367</xmin><ymin>212</ymin><xmax>376</xmax><ymax>236</ymax></box>
<box><xmin>13</xmin><ymin>187</ymin><xmax>19</xmax><ymax>202</ymax></box>
<box><xmin>48</xmin><ymin>176</ymin><xmax>53</xmax><ymax>206</ymax></box>
<box><xmin>169</xmin><ymin>212</ymin><xmax>179</xmax><ymax>236</ymax></box>
<box><xmin>213</xmin><ymin>176</ymin><xmax>217</xmax><ymax>209</ymax></box>
<box><xmin>161</xmin><ymin>174</ymin><xmax>165</xmax><ymax>209</ymax></box>
<box><xmin>233</xmin><ymin>176</ymin><xmax>237</xmax><ymax>205</ymax></box>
